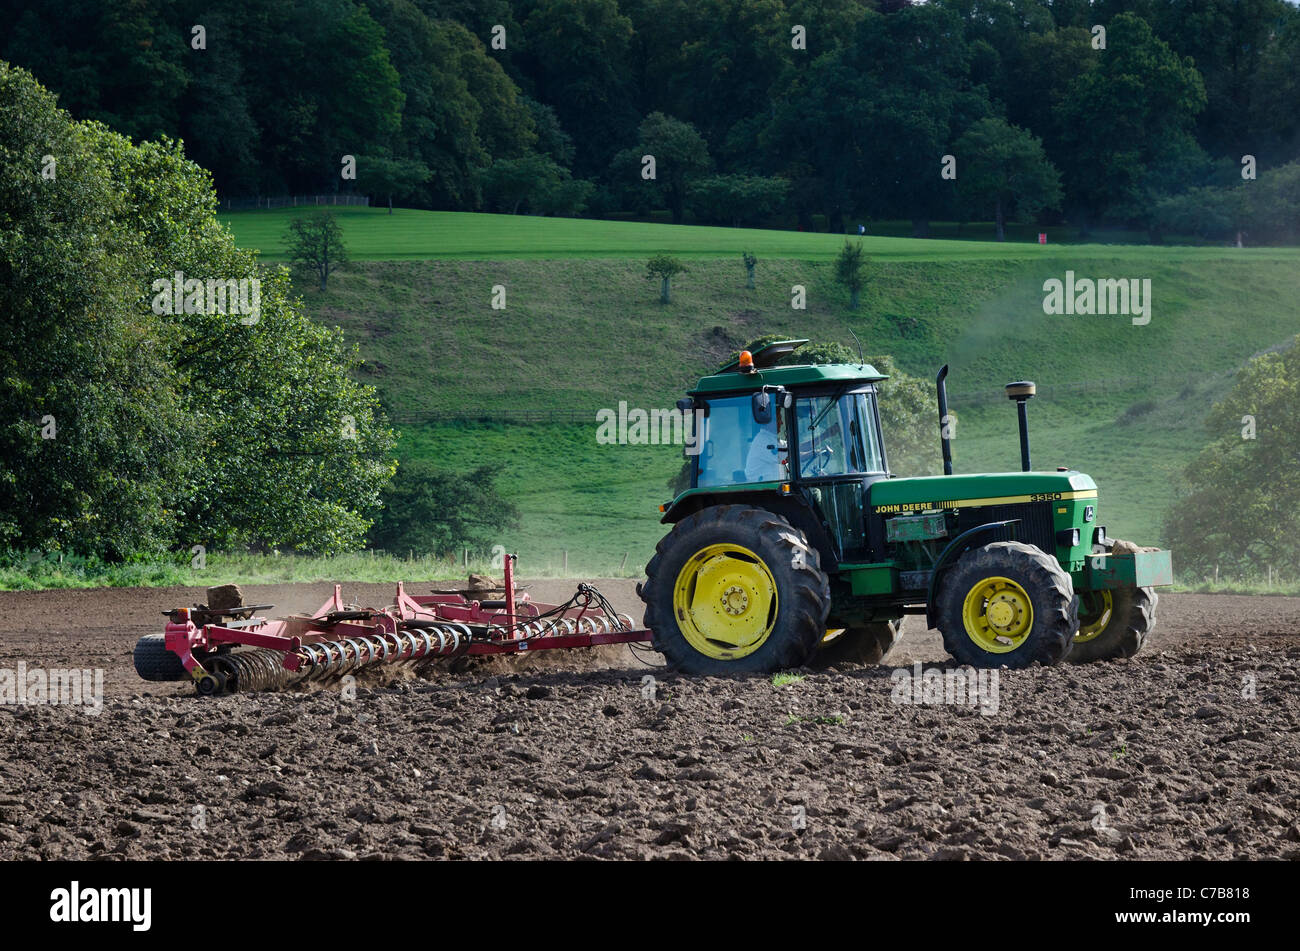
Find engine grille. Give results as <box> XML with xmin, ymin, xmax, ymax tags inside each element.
<box><xmin>956</xmin><ymin>502</ymin><xmax>1055</xmax><ymax>555</ymax></box>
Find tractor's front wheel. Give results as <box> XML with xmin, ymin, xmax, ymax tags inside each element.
<box><xmin>811</xmin><ymin>620</ymin><xmax>903</xmax><ymax>668</ymax></box>
<box><xmin>641</xmin><ymin>505</ymin><xmax>830</xmax><ymax>675</ymax></box>
<box><xmin>936</xmin><ymin>541</ymin><xmax>1077</xmax><ymax>669</ymax></box>
<box><xmin>1067</xmin><ymin>586</ymin><xmax>1156</xmax><ymax>663</ymax></box>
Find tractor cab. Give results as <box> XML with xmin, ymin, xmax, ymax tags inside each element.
<box><xmin>669</xmin><ymin>339</ymin><xmax>890</xmax><ymax>563</ymax></box>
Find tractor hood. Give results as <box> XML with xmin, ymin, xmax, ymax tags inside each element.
<box><xmin>870</xmin><ymin>470</ymin><xmax>1097</xmax><ymax>514</ymax></box>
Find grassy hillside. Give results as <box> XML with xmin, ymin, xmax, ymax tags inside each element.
<box><xmin>216</xmin><ymin>210</ymin><xmax>1300</xmax><ymax>577</ymax></box>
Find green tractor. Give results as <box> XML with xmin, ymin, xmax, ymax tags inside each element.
<box><xmin>640</xmin><ymin>339</ymin><xmax>1172</xmax><ymax>674</ymax></box>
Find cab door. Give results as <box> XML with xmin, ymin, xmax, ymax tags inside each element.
<box><xmin>791</xmin><ymin>387</ymin><xmax>889</xmax><ymax>562</ymax></box>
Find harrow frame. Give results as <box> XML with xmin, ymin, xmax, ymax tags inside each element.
<box><xmin>159</xmin><ymin>554</ymin><xmax>651</xmax><ymax>694</ymax></box>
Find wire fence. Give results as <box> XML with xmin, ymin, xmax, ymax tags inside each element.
<box><xmin>219</xmin><ymin>194</ymin><xmax>370</xmax><ymax>211</ymax></box>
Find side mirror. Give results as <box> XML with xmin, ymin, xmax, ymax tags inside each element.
<box><xmin>675</xmin><ymin>397</ymin><xmax>694</xmax><ymax>413</ymax></box>
<box><xmin>752</xmin><ymin>390</ymin><xmax>772</xmax><ymax>425</ymax></box>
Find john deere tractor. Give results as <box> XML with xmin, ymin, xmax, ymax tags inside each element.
<box><xmin>640</xmin><ymin>339</ymin><xmax>1172</xmax><ymax>674</ymax></box>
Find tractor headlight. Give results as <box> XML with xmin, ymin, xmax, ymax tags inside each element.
<box><xmin>1055</xmin><ymin>528</ymin><xmax>1081</xmax><ymax>548</ymax></box>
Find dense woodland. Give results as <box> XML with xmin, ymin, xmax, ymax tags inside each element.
<box><xmin>4</xmin><ymin>0</ymin><xmax>1299</xmax><ymax>240</ymax></box>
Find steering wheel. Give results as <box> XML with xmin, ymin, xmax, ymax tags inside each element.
<box><xmin>801</xmin><ymin>445</ymin><xmax>832</xmax><ymax>476</ymax></box>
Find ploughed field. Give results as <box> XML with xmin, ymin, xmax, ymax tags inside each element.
<box><xmin>0</xmin><ymin>582</ymin><xmax>1297</xmax><ymax>860</ymax></box>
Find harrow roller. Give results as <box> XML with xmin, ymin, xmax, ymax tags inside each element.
<box><xmin>298</xmin><ymin>624</ymin><xmax>470</xmax><ymax>679</ymax></box>
<box><xmin>209</xmin><ymin>649</ymin><xmax>304</xmax><ymax>694</ymax></box>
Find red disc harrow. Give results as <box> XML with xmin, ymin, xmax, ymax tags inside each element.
<box><xmin>152</xmin><ymin>555</ymin><xmax>651</xmax><ymax>695</ymax></box>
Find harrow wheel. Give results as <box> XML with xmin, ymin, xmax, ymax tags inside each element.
<box><xmin>641</xmin><ymin>504</ymin><xmax>830</xmax><ymax>675</ymax></box>
<box><xmin>1067</xmin><ymin>586</ymin><xmax>1157</xmax><ymax>663</ymax></box>
<box><xmin>936</xmin><ymin>541</ymin><xmax>1077</xmax><ymax>669</ymax></box>
<box><xmin>133</xmin><ymin>634</ymin><xmax>187</xmax><ymax>682</ymax></box>
<box><xmin>811</xmin><ymin>619</ymin><xmax>903</xmax><ymax>668</ymax></box>
<box><xmin>195</xmin><ymin>671</ymin><xmax>227</xmax><ymax>696</ymax></box>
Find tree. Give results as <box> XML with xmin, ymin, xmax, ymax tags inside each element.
<box><xmin>360</xmin><ymin>155</ymin><xmax>431</xmax><ymax>213</ymax></box>
<box><xmin>954</xmin><ymin>117</ymin><xmax>1062</xmax><ymax>240</ymax></box>
<box><xmin>646</xmin><ymin>254</ymin><xmax>687</xmax><ymax>304</ymax></box>
<box><xmin>834</xmin><ymin>241</ymin><xmax>869</xmax><ymax>310</ymax></box>
<box><xmin>523</xmin><ymin>96</ymin><xmax>575</xmax><ymax>167</ymax></box>
<box><xmin>687</xmin><ymin>174</ymin><xmax>789</xmax><ymax>226</ymax></box>
<box><xmin>1056</xmin><ymin>13</ymin><xmax>1206</xmax><ymax>229</ymax></box>
<box><xmin>742</xmin><ymin>250</ymin><xmax>757</xmax><ymax>289</ymax></box>
<box><xmin>531</xmin><ymin>173</ymin><xmax>594</xmax><ymax>217</ymax></box>
<box><xmin>761</xmin><ymin>5</ymin><xmax>984</xmax><ymax>234</ymax></box>
<box><xmin>368</xmin><ymin>461</ymin><xmax>520</xmax><ymax>558</ymax></box>
<box><xmin>477</xmin><ymin>152</ymin><xmax>591</xmax><ymax>215</ymax></box>
<box><xmin>0</xmin><ymin>61</ymin><xmax>395</xmax><ymax>558</ymax></box>
<box><xmin>1163</xmin><ymin>335</ymin><xmax>1300</xmax><ymax>576</ymax></box>
<box><xmin>287</xmin><ymin>210</ymin><xmax>347</xmax><ymax>290</ymax></box>
<box><xmin>522</xmin><ymin>0</ymin><xmax>638</xmax><ymax>178</ymax></box>
<box><xmin>617</xmin><ymin>112</ymin><xmax>712</xmax><ymax>224</ymax></box>
<box><xmin>0</xmin><ymin>60</ymin><xmax>192</xmax><ymax>557</ymax></box>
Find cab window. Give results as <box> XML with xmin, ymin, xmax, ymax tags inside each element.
<box><xmin>697</xmin><ymin>395</ymin><xmax>788</xmax><ymax>487</ymax></box>
<box><xmin>794</xmin><ymin>390</ymin><xmax>885</xmax><ymax>477</ymax></box>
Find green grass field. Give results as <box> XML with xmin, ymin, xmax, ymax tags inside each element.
<box><xmin>219</xmin><ymin>206</ymin><xmax>1300</xmax><ymax>263</ymax></box>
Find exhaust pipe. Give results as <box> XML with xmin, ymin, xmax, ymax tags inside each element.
<box><xmin>1005</xmin><ymin>381</ymin><xmax>1036</xmax><ymax>472</ymax></box>
<box><xmin>936</xmin><ymin>365</ymin><xmax>953</xmax><ymax>475</ymax></box>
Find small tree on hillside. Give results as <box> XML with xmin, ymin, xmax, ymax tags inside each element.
<box><xmin>835</xmin><ymin>240</ymin><xmax>869</xmax><ymax>310</ymax></box>
<box><xmin>647</xmin><ymin>254</ymin><xmax>687</xmax><ymax>304</ymax></box>
<box><xmin>742</xmin><ymin>250</ymin><xmax>757</xmax><ymax>289</ymax></box>
<box><xmin>287</xmin><ymin>210</ymin><xmax>348</xmax><ymax>290</ymax></box>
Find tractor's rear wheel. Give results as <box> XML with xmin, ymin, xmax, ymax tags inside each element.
<box><xmin>641</xmin><ymin>505</ymin><xmax>830</xmax><ymax>675</ymax></box>
<box><xmin>936</xmin><ymin>541</ymin><xmax>1077</xmax><ymax>669</ymax></box>
<box><xmin>1067</xmin><ymin>586</ymin><xmax>1156</xmax><ymax>662</ymax></box>
<box><xmin>812</xmin><ymin>620</ymin><xmax>903</xmax><ymax>668</ymax></box>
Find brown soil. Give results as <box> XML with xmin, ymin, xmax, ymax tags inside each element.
<box><xmin>0</xmin><ymin>582</ymin><xmax>1297</xmax><ymax>860</ymax></box>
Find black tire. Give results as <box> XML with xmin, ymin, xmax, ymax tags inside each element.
<box><xmin>810</xmin><ymin>620</ymin><xmax>903</xmax><ymax>668</ymax></box>
<box><xmin>133</xmin><ymin>634</ymin><xmax>187</xmax><ymax>682</ymax></box>
<box><xmin>641</xmin><ymin>504</ymin><xmax>831</xmax><ymax>675</ymax></box>
<box><xmin>1067</xmin><ymin>586</ymin><xmax>1157</xmax><ymax>663</ymax></box>
<box><xmin>936</xmin><ymin>541</ymin><xmax>1078</xmax><ymax>669</ymax></box>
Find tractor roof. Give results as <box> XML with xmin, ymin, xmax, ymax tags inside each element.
<box><xmin>691</xmin><ymin>362</ymin><xmax>887</xmax><ymax>395</ymax></box>
<box><xmin>694</xmin><ymin>338</ymin><xmax>886</xmax><ymax>395</ymax></box>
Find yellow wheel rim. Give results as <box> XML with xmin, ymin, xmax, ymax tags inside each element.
<box><xmin>672</xmin><ymin>543</ymin><xmax>777</xmax><ymax>659</ymax></box>
<box><xmin>962</xmin><ymin>575</ymin><xmax>1034</xmax><ymax>654</ymax></box>
<box><xmin>1075</xmin><ymin>590</ymin><xmax>1113</xmax><ymax>643</ymax></box>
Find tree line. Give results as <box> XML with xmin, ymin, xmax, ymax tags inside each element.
<box><xmin>0</xmin><ymin>62</ymin><xmax>518</xmax><ymax>560</ymax></box>
<box><xmin>3</xmin><ymin>0</ymin><xmax>1298</xmax><ymax>240</ymax></box>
